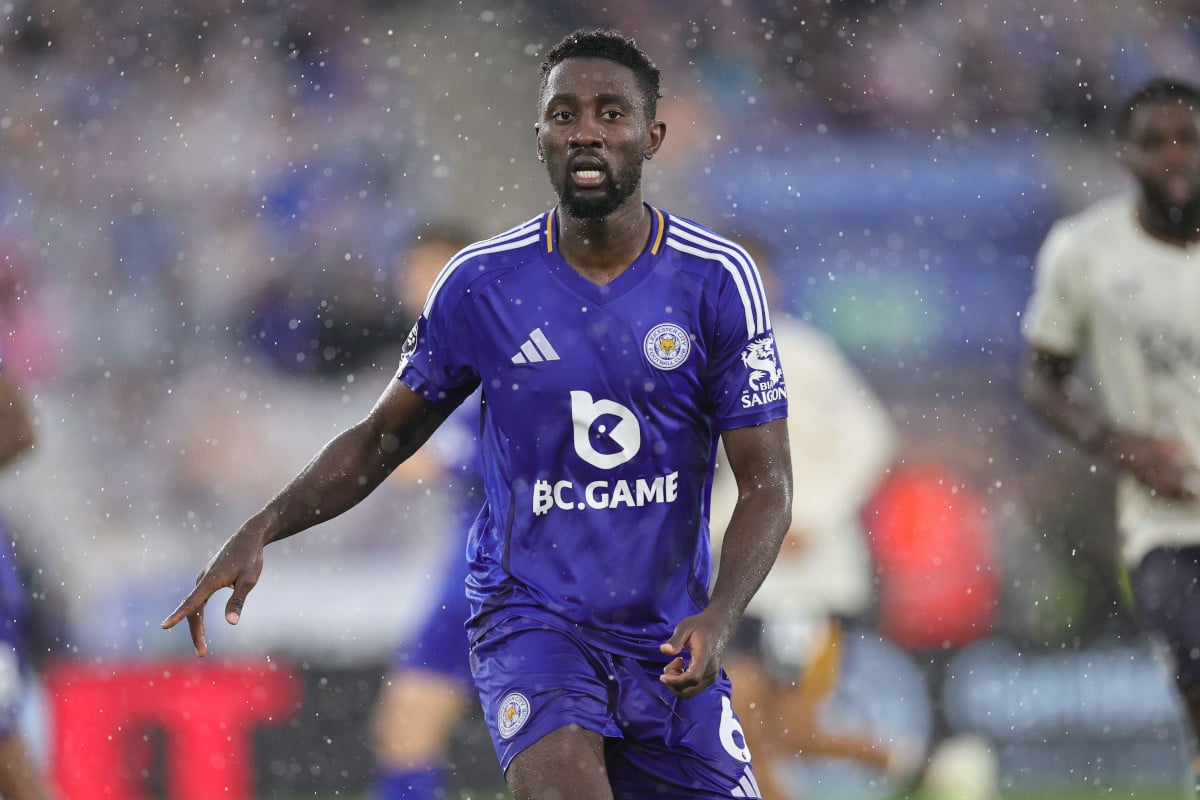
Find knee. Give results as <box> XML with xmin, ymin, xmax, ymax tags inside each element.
<box><xmin>371</xmin><ymin>671</ymin><xmax>469</xmax><ymax>765</ymax></box>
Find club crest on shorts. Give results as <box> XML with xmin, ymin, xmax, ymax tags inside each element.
<box><xmin>497</xmin><ymin>691</ymin><xmax>531</xmax><ymax>739</ymax></box>
<box><xmin>644</xmin><ymin>322</ymin><xmax>691</xmax><ymax>370</ymax></box>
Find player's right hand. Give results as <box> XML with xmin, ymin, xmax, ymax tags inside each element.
<box><xmin>160</xmin><ymin>528</ymin><xmax>266</xmax><ymax>656</ymax></box>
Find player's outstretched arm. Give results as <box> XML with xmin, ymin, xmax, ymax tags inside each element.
<box><xmin>661</xmin><ymin>418</ymin><xmax>792</xmax><ymax>698</ymax></box>
<box><xmin>161</xmin><ymin>380</ymin><xmax>455</xmax><ymax>655</ymax></box>
<box><xmin>0</xmin><ymin>373</ymin><xmax>35</xmax><ymax>471</ymax></box>
<box><xmin>1023</xmin><ymin>347</ymin><xmax>1200</xmax><ymax>499</ymax></box>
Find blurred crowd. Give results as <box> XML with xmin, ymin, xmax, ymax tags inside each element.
<box><xmin>0</xmin><ymin>0</ymin><xmax>1196</xmax><ymax>667</ymax></box>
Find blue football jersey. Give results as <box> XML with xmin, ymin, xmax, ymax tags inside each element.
<box><xmin>397</xmin><ymin>205</ymin><xmax>788</xmax><ymax>660</ymax></box>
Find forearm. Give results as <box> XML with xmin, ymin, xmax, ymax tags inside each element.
<box><xmin>0</xmin><ymin>422</ymin><xmax>33</xmax><ymax>470</ymax></box>
<box><xmin>708</xmin><ymin>480</ymin><xmax>792</xmax><ymax>632</ymax></box>
<box><xmin>247</xmin><ymin>417</ymin><xmax>409</xmax><ymax>545</ymax></box>
<box><xmin>1022</xmin><ymin>350</ymin><xmax>1115</xmax><ymax>454</ymax></box>
<box><xmin>1022</xmin><ymin>370</ymin><xmax>1112</xmax><ymax>453</ymax></box>
<box><xmin>0</xmin><ymin>379</ymin><xmax>35</xmax><ymax>470</ymax></box>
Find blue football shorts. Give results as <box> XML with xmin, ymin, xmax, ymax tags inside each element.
<box><xmin>470</xmin><ymin>615</ymin><xmax>765</xmax><ymax>799</ymax></box>
<box><xmin>388</xmin><ymin>558</ymin><xmax>474</xmax><ymax>687</ymax></box>
<box><xmin>1132</xmin><ymin>545</ymin><xmax>1200</xmax><ymax>691</ymax></box>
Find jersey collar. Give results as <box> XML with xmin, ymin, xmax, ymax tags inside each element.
<box><xmin>542</xmin><ymin>204</ymin><xmax>667</xmax><ymax>304</ymax></box>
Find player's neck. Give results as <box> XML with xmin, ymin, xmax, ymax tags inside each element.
<box><xmin>1138</xmin><ymin>198</ymin><xmax>1200</xmax><ymax>247</ymax></box>
<box><xmin>557</xmin><ymin>199</ymin><xmax>652</xmax><ymax>286</ymax></box>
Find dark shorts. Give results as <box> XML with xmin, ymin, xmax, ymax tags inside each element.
<box><xmin>388</xmin><ymin>559</ymin><xmax>474</xmax><ymax>687</ymax></box>
<box><xmin>470</xmin><ymin>617</ymin><xmax>764</xmax><ymax>799</ymax></box>
<box><xmin>1131</xmin><ymin>546</ymin><xmax>1200</xmax><ymax>691</ymax></box>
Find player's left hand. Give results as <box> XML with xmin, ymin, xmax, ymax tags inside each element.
<box><xmin>660</xmin><ymin>607</ymin><xmax>733</xmax><ymax>699</ymax></box>
<box><xmin>160</xmin><ymin>526</ymin><xmax>267</xmax><ymax>656</ymax></box>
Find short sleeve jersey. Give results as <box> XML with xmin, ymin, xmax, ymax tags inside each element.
<box><xmin>1023</xmin><ymin>195</ymin><xmax>1200</xmax><ymax>563</ymax></box>
<box><xmin>397</xmin><ymin>206</ymin><xmax>788</xmax><ymax>659</ymax></box>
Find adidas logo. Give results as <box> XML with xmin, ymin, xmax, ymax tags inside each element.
<box><xmin>511</xmin><ymin>328</ymin><xmax>560</xmax><ymax>364</ymax></box>
<box><xmin>731</xmin><ymin>765</ymin><xmax>763</xmax><ymax>798</ymax></box>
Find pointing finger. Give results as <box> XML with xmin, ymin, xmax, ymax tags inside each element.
<box><xmin>188</xmin><ymin>607</ymin><xmax>208</xmax><ymax>657</ymax></box>
<box><xmin>160</xmin><ymin>581</ymin><xmax>214</xmax><ymax>631</ymax></box>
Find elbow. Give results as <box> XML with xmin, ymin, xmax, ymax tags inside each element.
<box><xmin>780</xmin><ymin>479</ymin><xmax>794</xmax><ymax>534</ymax></box>
<box><xmin>771</xmin><ymin>467</ymin><xmax>794</xmax><ymax>536</ymax></box>
<box><xmin>1018</xmin><ymin>363</ymin><xmax>1039</xmax><ymax>404</ymax></box>
<box><xmin>1020</xmin><ymin>367</ymin><xmax>1051</xmax><ymax>417</ymax></box>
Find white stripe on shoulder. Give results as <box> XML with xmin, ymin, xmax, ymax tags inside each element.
<box><xmin>422</xmin><ymin>217</ymin><xmax>543</xmax><ymax>316</ymax></box>
<box><xmin>666</xmin><ymin>236</ymin><xmax>758</xmax><ymax>337</ymax></box>
<box><xmin>667</xmin><ymin>219</ymin><xmax>768</xmax><ymax>335</ymax></box>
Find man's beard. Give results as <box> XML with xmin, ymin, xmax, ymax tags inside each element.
<box><xmin>1144</xmin><ymin>182</ymin><xmax>1200</xmax><ymax>238</ymax></box>
<box><xmin>551</xmin><ymin>159</ymin><xmax>643</xmax><ymax>221</ymax></box>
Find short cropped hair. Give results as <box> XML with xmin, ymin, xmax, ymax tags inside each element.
<box><xmin>539</xmin><ymin>28</ymin><xmax>662</xmax><ymax>120</ymax></box>
<box><xmin>1114</xmin><ymin>77</ymin><xmax>1200</xmax><ymax>140</ymax></box>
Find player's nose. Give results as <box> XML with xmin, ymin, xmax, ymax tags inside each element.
<box><xmin>568</xmin><ymin>115</ymin><xmax>604</xmax><ymax>148</ymax></box>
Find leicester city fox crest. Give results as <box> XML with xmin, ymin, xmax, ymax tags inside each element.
<box><xmin>644</xmin><ymin>322</ymin><xmax>691</xmax><ymax>370</ymax></box>
<box><xmin>497</xmin><ymin>691</ymin><xmax>531</xmax><ymax>739</ymax></box>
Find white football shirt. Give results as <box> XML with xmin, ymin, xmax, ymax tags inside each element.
<box><xmin>1023</xmin><ymin>194</ymin><xmax>1200</xmax><ymax>564</ymax></box>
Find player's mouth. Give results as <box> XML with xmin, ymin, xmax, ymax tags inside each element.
<box><xmin>568</xmin><ymin>157</ymin><xmax>608</xmax><ymax>189</ymax></box>
<box><xmin>572</xmin><ymin>168</ymin><xmax>606</xmax><ymax>188</ymax></box>
<box><xmin>1163</xmin><ymin>174</ymin><xmax>1198</xmax><ymax>206</ymax></box>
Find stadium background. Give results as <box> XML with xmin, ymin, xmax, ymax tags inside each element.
<box><xmin>0</xmin><ymin>0</ymin><xmax>1197</xmax><ymax>797</ymax></box>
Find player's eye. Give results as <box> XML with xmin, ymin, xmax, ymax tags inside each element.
<box><xmin>551</xmin><ymin>110</ymin><xmax>573</xmax><ymax>122</ymax></box>
<box><xmin>601</xmin><ymin>109</ymin><xmax>624</xmax><ymax>121</ymax></box>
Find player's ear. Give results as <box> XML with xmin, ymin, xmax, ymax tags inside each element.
<box><xmin>644</xmin><ymin>120</ymin><xmax>666</xmax><ymax>160</ymax></box>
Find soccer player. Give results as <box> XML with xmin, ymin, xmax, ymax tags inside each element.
<box><xmin>368</xmin><ymin>226</ymin><xmax>484</xmax><ymax>800</ymax></box>
<box><xmin>0</xmin><ymin>345</ymin><xmax>52</xmax><ymax>800</ymax></box>
<box><xmin>1022</xmin><ymin>77</ymin><xmax>1200</xmax><ymax>777</ymax></box>
<box><xmin>163</xmin><ymin>28</ymin><xmax>792</xmax><ymax>800</ymax></box>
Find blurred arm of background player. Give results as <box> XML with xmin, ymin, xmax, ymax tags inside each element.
<box><xmin>710</xmin><ymin>236</ymin><xmax>908</xmax><ymax>799</ymax></box>
<box><xmin>1023</xmin><ymin>349</ymin><xmax>1200</xmax><ymax>499</ymax></box>
<box><xmin>0</xmin><ymin>366</ymin><xmax>54</xmax><ymax>800</ymax></box>
<box><xmin>0</xmin><ymin>373</ymin><xmax>35</xmax><ymax>470</ymax></box>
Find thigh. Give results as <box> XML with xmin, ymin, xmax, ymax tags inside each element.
<box><xmin>607</xmin><ymin>659</ymin><xmax>763</xmax><ymax>800</ymax></box>
<box><xmin>507</xmin><ymin>724</ymin><xmax>612</xmax><ymax>800</ymax></box>
<box><xmin>471</xmin><ymin>621</ymin><xmax>621</xmax><ymax>775</ymax></box>
<box><xmin>1132</xmin><ymin>546</ymin><xmax>1200</xmax><ymax>689</ymax></box>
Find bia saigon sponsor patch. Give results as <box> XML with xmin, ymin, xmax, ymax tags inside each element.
<box><xmin>739</xmin><ymin>334</ymin><xmax>786</xmax><ymax>408</ymax></box>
